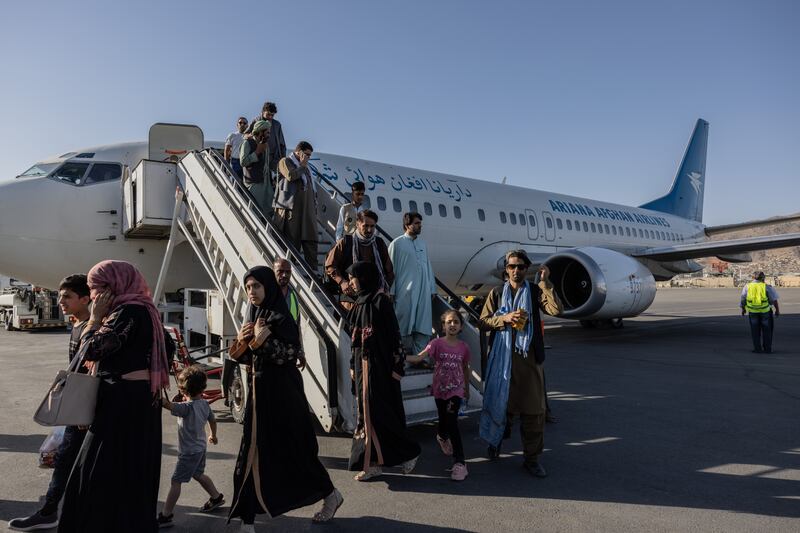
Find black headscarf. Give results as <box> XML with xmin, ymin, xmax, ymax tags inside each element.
<box><xmin>244</xmin><ymin>265</ymin><xmax>299</xmax><ymax>345</ymax></box>
<box><xmin>346</xmin><ymin>261</ymin><xmax>381</xmax><ymax>301</ymax></box>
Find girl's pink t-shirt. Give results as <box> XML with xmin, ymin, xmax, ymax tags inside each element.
<box><xmin>425</xmin><ymin>337</ymin><xmax>471</xmax><ymax>400</ymax></box>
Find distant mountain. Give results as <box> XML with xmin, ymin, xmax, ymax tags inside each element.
<box><xmin>701</xmin><ymin>213</ymin><xmax>800</xmax><ymax>275</ymax></box>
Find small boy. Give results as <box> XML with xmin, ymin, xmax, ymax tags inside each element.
<box><xmin>10</xmin><ymin>274</ymin><xmax>91</xmax><ymax>531</ymax></box>
<box><xmin>157</xmin><ymin>365</ymin><xmax>224</xmax><ymax>528</ymax></box>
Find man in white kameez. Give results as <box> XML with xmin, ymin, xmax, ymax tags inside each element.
<box><xmin>389</xmin><ymin>212</ymin><xmax>437</xmax><ymax>361</ymax></box>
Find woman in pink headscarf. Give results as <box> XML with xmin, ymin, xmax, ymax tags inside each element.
<box><xmin>58</xmin><ymin>260</ymin><xmax>169</xmax><ymax>533</ymax></box>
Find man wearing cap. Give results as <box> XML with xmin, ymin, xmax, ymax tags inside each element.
<box><xmin>740</xmin><ymin>271</ymin><xmax>780</xmax><ymax>353</ymax></box>
<box><xmin>239</xmin><ymin>119</ymin><xmax>273</xmax><ymax>218</ymax></box>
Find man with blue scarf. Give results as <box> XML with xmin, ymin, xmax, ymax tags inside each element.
<box><xmin>479</xmin><ymin>250</ymin><xmax>562</xmax><ymax>478</ymax></box>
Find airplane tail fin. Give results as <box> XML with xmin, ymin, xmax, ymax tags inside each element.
<box><xmin>640</xmin><ymin>118</ymin><xmax>709</xmax><ymax>222</ymax></box>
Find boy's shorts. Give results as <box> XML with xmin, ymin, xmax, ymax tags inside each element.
<box><xmin>172</xmin><ymin>451</ymin><xmax>206</xmax><ymax>483</ymax></box>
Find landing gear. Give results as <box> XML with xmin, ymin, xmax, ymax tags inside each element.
<box><xmin>580</xmin><ymin>318</ymin><xmax>623</xmax><ymax>329</ymax></box>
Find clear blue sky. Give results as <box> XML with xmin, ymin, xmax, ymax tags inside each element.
<box><xmin>1</xmin><ymin>0</ymin><xmax>797</xmax><ymax>225</ymax></box>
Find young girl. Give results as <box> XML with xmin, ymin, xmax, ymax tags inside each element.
<box><xmin>406</xmin><ymin>310</ymin><xmax>471</xmax><ymax>481</ymax></box>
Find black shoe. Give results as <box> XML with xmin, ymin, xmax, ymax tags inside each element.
<box><xmin>200</xmin><ymin>493</ymin><xmax>225</xmax><ymax>513</ymax></box>
<box><xmin>8</xmin><ymin>511</ymin><xmax>59</xmax><ymax>531</ymax></box>
<box><xmin>523</xmin><ymin>461</ymin><xmax>548</xmax><ymax>478</ymax></box>
<box><xmin>157</xmin><ymin>512</ymin><xmax>174</xmax><ymax>528</ymax></box>
<box><xmin>487</xmin><ymin>444</ymin><xmax>501</xmax><ymax>460</ymax></box>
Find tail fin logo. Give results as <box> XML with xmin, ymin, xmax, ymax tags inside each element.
<box><xmin>687</xmin><ymin>171</ymin><xmax>703</xmax><ymax>196</ymax></box>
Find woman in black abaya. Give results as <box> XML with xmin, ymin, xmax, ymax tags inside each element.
<box><xmin>228</xmin><ymin>266</ymin><xmax>342</xmax><ymax>531</ymax></box>
<box><xmin>347</xmin><ymin>261</ymin><xmax>421</xmax><ymax>480</ymax></box>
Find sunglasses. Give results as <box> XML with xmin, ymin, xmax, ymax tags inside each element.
<box><xmin>507</xmin><ymin>263</ymin><xmax>528</xmax><ymax>270</ymax></box>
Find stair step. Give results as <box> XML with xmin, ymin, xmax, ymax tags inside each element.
<box><xmin>402</xmin><ymin>387</ymin><xmax>431</xmax><ymax>401</ymax></box>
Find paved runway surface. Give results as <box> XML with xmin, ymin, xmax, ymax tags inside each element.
<box><xmin>1</xmin><ymin>288</ymin><xmax>798</xmax><ymax>532</ymax></box>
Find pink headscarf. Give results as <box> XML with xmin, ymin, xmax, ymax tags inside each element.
<box><xmin>87</xmin><ymin>260</ymin><xmax>169</xmax><ymax>393</ymax></box>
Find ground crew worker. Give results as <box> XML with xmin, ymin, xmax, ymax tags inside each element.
<box><xmin>740</xmin><ymin>271</ymin><xmax>780</xmax><ymax>353</ymax></box>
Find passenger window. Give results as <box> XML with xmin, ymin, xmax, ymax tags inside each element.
<box><xmin>424</xmin><ymin>202</ymin><xmax>432</xmax><ymax>216</ymax></box>
<box><xmin>546</xmin><ymin>217</ymin><xmax>553</xmax><ymax>229</ymax></box>
<box><xmin>625</xmin><ymin>227</ymin><xmax>631</xmax><ymax>236</ymax></box>
<box><xmin>509</xmin><ymin>213</ymin><xmax>517</xmax><ymax>225</ymax></box>
<box><xmin>439</xmin><ymin>204</ymin><xmax>447</xmax><ymax>217</ymax></box>
<box><xmin>519</xmin><ymin>213</ymin><xmax>526</xmax><ymax>226</ymax></box>
<box><xmin>566</xmin><ymin>220</ymin><xmax>573</xmax><ymax>230</ymax></box>
<box><xmin>392</xmin><ymin>198</ymin><xmax>402</xmax><ymax>212</ymax></box>
<box><xmin>598</xmin><ymin>224</ymin><xmax>604</xmax><ymax>234</ymax></box>
<box><xmin>604</xmin><ymin>224</ymin><xmax>610</xmax><ymax>234</ymax></box>
<box><xmin>85</xmin><ymin>163</ymin><xmax>122</xmax><ymax>184</ymax></box>
<box><xmin>582</xmin><ymin>221</ymin><xmax>588</xmax><ymax>232</ymax></box>
<box><xmin>556</xmin><ymin>218</ymin><xmax>563</xmax><ymax>230</ymax></box>
<box><xmin>454</xmin><ymin>206</ymin><xmax>461</xmax><ymax>219</ymax></box>
<box><xmin>500</xmin><ymin>212</ymin><xmax>507</xmax><ymax>224</ymax></box>
<box><xmin>377</xmin><ymin>196</ymin><xmax>387</xmax><ymax>211</ymax></box>
<box><xmin>409</xmin><ymin>200</ymin><xmax>418</xmax><ymax>213</ymax></box>
<box><xmin>612</xmin><ymin>226</ymin><xmax>617</xmax><ymax>235</ymax></box>
<box><xmin>638</xmin><ymin>229</ymin><xmax>643</xmax><ymax>238</ymax></box>
<box><xmin>52</xmin><ymin>162</ymin><xmax>90</xmax><ymax>185</ymax></box>
<box><xmin>590</xmin><ymin>223</ymin><xmax>596</xmax><ymax>232</ymax></box>
<box><xmin>478</xmin><ymin>209</ymin><xmax>486</xmax><ymax>221</ymax></box>
<box><xmin>529</xmin><ymin>215</ymin><xmax>536</xmax><ymax>226</ymax></box>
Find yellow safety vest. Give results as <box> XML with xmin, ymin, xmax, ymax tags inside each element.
<box><xmin>745</xmin><ymin>282</ymin><xmax>771</xmax><ymax>313</ymax></box>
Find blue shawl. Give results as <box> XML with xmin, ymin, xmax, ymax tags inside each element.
<box><xmin>479</xmin><ymin>281</ymin><xmax>534</xmax><ymax>447</ymax></box>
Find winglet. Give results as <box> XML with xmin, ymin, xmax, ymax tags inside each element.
<box><xmin>640</xmin><ymin>119</ymin><xmax>709</xmax><ymax>222</ymax></box>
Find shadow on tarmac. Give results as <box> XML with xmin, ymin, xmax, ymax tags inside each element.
<box><xmin>347</xmin><ymin>312</ymin><xmax>800</xmax><ymax>519</ymax></box>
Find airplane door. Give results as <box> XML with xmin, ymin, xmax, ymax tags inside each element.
<box><xmin>524</xmin><ymin>209</ymin><xmax>539</xmax><ymax>240</ymax></box>
<box><xmin>542</xmin><ymin>211</ymin><xmax>555</xmax><ymax>241</ymax></box>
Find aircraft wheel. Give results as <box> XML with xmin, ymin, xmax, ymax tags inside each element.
<box><xmin>579</xmin><ymin>320</ymin><xmax>596</xmax><ymax>329</ymax></box>
<box><xmin>228</xmin><ymin>366</ymin><xmax>246</xmax><ymax>424</ymax></box>
<box><xmin>610</xmin><ymin>318</ymin><xmax>624</xmax><ymax>329</ymax></box>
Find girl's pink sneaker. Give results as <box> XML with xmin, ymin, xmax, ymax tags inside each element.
<box><xmin>436</xmin><ymin>435</ymin><xmax>453</xmax><ymax>456</ymax></box>
<box><xmin>451</xmin><ymin>462</ymin><xmax>468</xmax><ymax>481</ymax></box>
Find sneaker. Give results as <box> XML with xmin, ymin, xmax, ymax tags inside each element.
<box><xmin>451</xmin><ymin>462</ymin><xmax>468</xmax><ymax>481</ymax></box>
<box><xmin>200</xmin><ymin>493</ymin><xmax>225</xmax><ymax>513</ymax></box>
<box><xmin>8</xmin><ymin>511</ymin><xmax>59</xmax><ymax>531</ymax></box>
<box><xmin>401</xmin><ymin>455</ymin><xmax>419</xmax><ymax>474</ymax></box>
<box><xmin>157</xmin><ymin>512</ymin><xmax>174</xmax><ymax>528</ymax></box>
<box><xmin>436</xmin><ymin>435</ymin><xmax>453</xmax><ymax>456</ymax></box>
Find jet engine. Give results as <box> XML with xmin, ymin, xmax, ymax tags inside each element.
<box><xmin>543</xmin><ymin>247</ymin><xmax>656</xmax><ymax>319</ymax></box>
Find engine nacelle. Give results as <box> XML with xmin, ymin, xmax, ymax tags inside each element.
<box><xmin>543</xmin><ymin>247</ymin><xmax>656</xmax><ymax>319</ymax></box>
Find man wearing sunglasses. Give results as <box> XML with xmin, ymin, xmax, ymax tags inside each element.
<box><xmin>224</xmin><ymin>116</ymin><xmax>248</xmax><ymax>181</ymax></box>
<box><xmin>479</xmin><ymin>249</ymin><xmax>562</xmax><ymax>478</ymax></box>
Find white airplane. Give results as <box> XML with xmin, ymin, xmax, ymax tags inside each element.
<box><xmin>1</xmin><ymin>119</ymin><xmax>798</xmax><ymax>326</ymax></box>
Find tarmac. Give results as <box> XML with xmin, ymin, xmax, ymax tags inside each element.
<box><xmin>1</xmin><ymin>288</ymin><xmax>798</xmax><ymax>532</ymax></box>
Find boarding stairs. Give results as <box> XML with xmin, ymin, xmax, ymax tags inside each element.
<box><xmin>310</xmin><ymin>166</ymin><xmax>485</xmax><ymax>424</ymax></box>
<box><xmin>141</xmin><ymin>145</ymin><xmax>484</xmax><ymax>431</ymax></box>
<box><xmin>147</xmin><ymin>149</ymin><xmax>351</xmax><ymax>431</ymax></box>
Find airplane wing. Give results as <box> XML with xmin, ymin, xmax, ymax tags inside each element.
<box><xmin>632</xmin><ymin>233</ymin><xmax>800</xmax><ymax>262</ymax></box>
<box><xmin>704</xmin><ymin>213</ymin><xmax>800</xmax><ymax>236</ymax></box>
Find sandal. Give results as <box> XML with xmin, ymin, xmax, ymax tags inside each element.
<box><xmin>199</xmin><ymin>493</ymin><xmax>225</xmax><ymax>513</ymax></box>
<box><xmin>353</xmin><ymin>466</ymin><xmax>383</xmax><ymax>481</ymax></box>
<box><xmin>312</xmin><ymin>488</ymin><xmax>344</xmax><ymax>523</ymax></box>
<box><xmin>401</xmin><ymin>455</ymin><xmax>419</xmax><ymax>475</ymax></box>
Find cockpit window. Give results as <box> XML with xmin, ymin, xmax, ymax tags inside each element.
<box><xmin>51</xmin><ymin>162</ymin><xmax>90</xmax><ymax>185</ymax></box>
<box><xmin>75</xmin><ymin>152</ymin><xmax>96</xmax><ymax>159</ymax></box>
<box><xmin>18</xmin><ymin>162</ymin><xmax>60</xmax><ymax>178</ymax></box>
<box><xmin>85</xmin><ymin>163</ymin><xmax>121</xmax><ymax>184</ymax></box>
